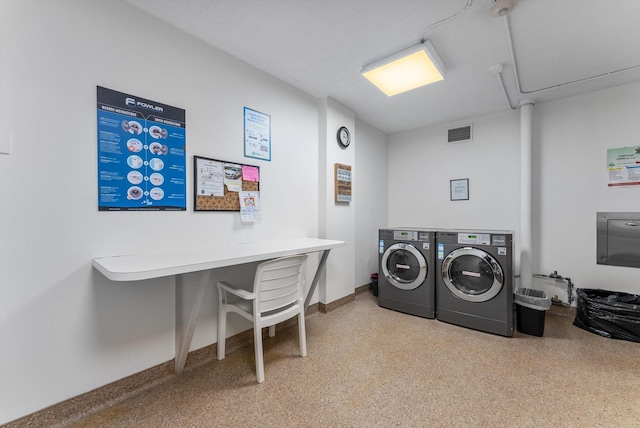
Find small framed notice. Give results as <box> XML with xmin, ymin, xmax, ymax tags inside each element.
<box><xmin>450</xmin><ymin>178</ymin><xmax>469</xmax><ymax>201</ymax></box>
<box><xmin>335</xmin><ymin>163</ymin><xmax>352</xmax><ymax>203</ymax></box>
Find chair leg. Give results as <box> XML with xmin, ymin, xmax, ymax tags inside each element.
<box><xmin>254</xmin><ymin>325</ymin><xmax>265</xmax><ymax>383</ymax></box>
<box><xmin>217</xmin><ymin>301</ymin><xmax>227</xmax><ymax>360</ymax></box>
<box><xmin>268</xmin><ymin>325</ymin><xmax>275</xmax><ymax>337</ymax></box>
<box><xmin>298</xmin><ymin>311</ymin><xmax>307</xmax><ymax>357</ymax></box>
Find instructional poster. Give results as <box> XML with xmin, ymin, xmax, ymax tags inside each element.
<box><xmin>607</xmin><ymin>146</ymin><xmax>640</xmax><ymax>187</ymax></box>
<box><xmin>97</xmin><ymin>86</ymin><xmax>186</xmax><ymax>211</ymax></box>
<box><xmin>244</xmin><ymin>107</ymin><xmax>271</xmax><ymax>161</ymax></box>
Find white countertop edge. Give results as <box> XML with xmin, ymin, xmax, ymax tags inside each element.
<box><xmin>93</xmin><ymin>238</ymin><xmax>345</xmax><ymax>282</ymax></box>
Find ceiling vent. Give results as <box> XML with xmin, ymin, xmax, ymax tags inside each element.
<box><xmin>448</xmin><ymin>124</ymin><xmax>473</xmax><ymax>143</ymax></box>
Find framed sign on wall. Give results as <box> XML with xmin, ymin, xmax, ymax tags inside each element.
<box><xmin>335</xmin><ymin>163</ymin><xmax>352</xmax><ymax>203</ymax></box>
<box><xmin>244</xmin><ymin>107</ymin><xmax>271</xmax><ymax>162</ymax></box>
<box><xmin>450</xmin><ymin>178</ymin><xmax>469</xmax><ymax>201</ymax></box>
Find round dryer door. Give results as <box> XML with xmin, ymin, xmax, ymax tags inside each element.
<box><xmin>381</xmin><ymin>243</ymin><xmax>427</xmax><ymax>290</ymax></box>
<box><xmin>441</xmin><ymin>247</ymin><xmax>503</xmax><ymax>302</ymax></box>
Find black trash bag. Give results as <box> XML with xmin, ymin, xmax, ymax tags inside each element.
<box><xmin>573</xmin><ymin>288</ymin><xmax>640</xmax><ymax>343</ymax></box>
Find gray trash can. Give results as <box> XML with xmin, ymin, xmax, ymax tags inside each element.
<box><xmin>514</xmin><ymin>288</ymin><xmax>551</xmax><ymax>336</ymax></box>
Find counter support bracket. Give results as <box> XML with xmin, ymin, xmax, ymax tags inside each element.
<box><xmin>304</xmin><ymin>249</ymin><xmax>331</xmax><ymax>312</ymax></box>
<box><xmin>175</xmin><ymin>270</ymin><xmax>212</xmax><ymax>374</ymax></box>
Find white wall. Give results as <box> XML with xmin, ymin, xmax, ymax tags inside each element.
<box><xmin>0</xmin><ymin>0</ymin><xmax>323</xmax><ymax>423</ymax></box>
<box><xmin>389</xmin><ymin>109</ymin><xmax>521</xmax><ymax>231</ymax></box>
<box><xmin>533</xmin><ymin>82</ymin><xmax>640</xmax><ymax>296</ymax></box>
<box><xmin>354</xmin><ymin>119</ymin><xmax>388</xmax><ymax>285</ymax></box>
<box><xmin>388</xmin><ymin>82</ymin><xmax>640</xmax><ymax>299</ymax></box>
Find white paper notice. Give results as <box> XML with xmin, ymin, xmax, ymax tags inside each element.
<box><xmin>197</xmin><ymin>158</ymin><xmax>224</xmax><ymax>196</ymax></box>
<box><xmin>239</xmin><ymin>191</ymin><xmax>262</xmax><ymax>222</ymax></box>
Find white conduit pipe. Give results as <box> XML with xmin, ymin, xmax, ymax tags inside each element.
<box><xmin>490</xmin><ymin>63</ymin><xmax>516</xmax><ymax>110</ymax></box>
<box><xmin>519</xmin><ymin>101</ymin><xmax>534</xmax><ymax>289</ymax></box>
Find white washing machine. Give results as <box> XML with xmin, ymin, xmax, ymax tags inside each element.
<box><xmin>436</xmin><ymin>230</ymin><xmax>514</xmax><ymax>336</ymax></box>
<box><xmin>378</xmin><ymin>228</ymin><xmax>436</xmax><ymax>318</ymax></box>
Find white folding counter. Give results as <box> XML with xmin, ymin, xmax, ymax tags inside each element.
<box><xmin>93</xmin><ymin>237</ymin><xmax>345</xmax><ymax>374</ymax></box>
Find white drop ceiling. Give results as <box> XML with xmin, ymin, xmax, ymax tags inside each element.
<box><xmin>124</xmin><ymin>0</ymin><xmax>640</xmax><ymax>134</ymax></box>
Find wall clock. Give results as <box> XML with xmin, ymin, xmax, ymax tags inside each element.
<box><xmin>337</xmin><ymin>126</ymin><xmax>351</xmax><ymax>148</ymax></box>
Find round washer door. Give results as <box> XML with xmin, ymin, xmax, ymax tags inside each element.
<box><xmin>381</xmin><ymin>243</ymin><xmax>427</xmax><ymax>290</ymax></box>
<box><xmin>441</xmin><ymin>247</ymin><xmax>503</xmax><ymax>302</ymax></box>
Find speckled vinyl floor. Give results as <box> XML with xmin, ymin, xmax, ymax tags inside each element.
<box><xmin>12</xmin><ymin>291</ymin><xmax>640</xmax><ymax>427</ymax></box>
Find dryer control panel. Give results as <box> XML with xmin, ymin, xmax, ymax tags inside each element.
<box><xmin>458</xmin><ymin>233</ymin><xmax>491</xmax><ymax>245</ymax></box>
<box><xmin>457</xmin><ymin>233</ymin><xmax>508</xmax><ymax>246</ymax></box>
<box><xmin>380</xmin><ymin>229</ymin><xmax>433</xmax><ymax>254</ymax></box>
<box><xmin>393</xmin><ymin>230</ymin><xmax>418</xmax><ymax>241</ymax></box>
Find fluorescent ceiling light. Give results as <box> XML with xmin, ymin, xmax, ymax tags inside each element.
<box><xmin>361</xmin><ymin>40</ymin><xmax>446</xmax><ymax>96</ymax></box>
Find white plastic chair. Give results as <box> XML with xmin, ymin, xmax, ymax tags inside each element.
<box><xmin>216</xmin><ymin>254</ymin><xmax>308</xmax><ymax>383</ymax></box>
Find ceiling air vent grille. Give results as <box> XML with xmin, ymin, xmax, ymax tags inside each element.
<box><xmin>448</xmin><ymin>125</ymin><xmax>472</xmax><ymax>143</ymax></box>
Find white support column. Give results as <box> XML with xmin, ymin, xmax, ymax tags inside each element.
<box><xmin>318</xmin><ymin>97</ymin><xmax>356</xmax><ymax>305</ymax></box>
<box><xmin>519</xmin><ymin>101</ymin><xmax>534</xmax><ymax>289</ymax></box>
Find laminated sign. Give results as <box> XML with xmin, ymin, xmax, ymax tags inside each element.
<box><xmin>334</xmin><ymin>163</ymin><xmax>352</xmax><ymax>203</ymax></box>
<box><xmin>607</xmin><ymin>146</ymin><xmax>640</xmax><ymax>187</ymax></box>
<box><xmin>96</xmin><ymin>86</ymin><xmax>186</xmax><ymax>211</ymax></box>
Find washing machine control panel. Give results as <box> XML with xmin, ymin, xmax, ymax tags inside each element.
<box><xmin>457</xmin><ymin>233</ymin><xmax>508</xmax><ymax>246</ymax></box>
<box><xmin>393</xmin><ymin>230</ymin><xmax>418</xmax><ymax>241</ymax></box>
<box><xmin>458</xmin><ymin>233</ymin><xmax>491</xmax><ymax>245</ymax></box>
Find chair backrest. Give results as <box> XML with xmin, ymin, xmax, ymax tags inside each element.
<box><xmin>254</xmin><ymin>254</ymin><xmax>308</xmax><ymax>313</ymax></box>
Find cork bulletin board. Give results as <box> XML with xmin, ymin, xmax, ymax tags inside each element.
<box><xmin>194</xmin><ymin>155</ymin><xmax>260</xmax><ymax>211</ymax></box>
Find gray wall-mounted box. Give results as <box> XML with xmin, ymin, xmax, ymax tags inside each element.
<box><xmin>597</xmin><ymin>212</ymin><xmax>640</xmax><ymax>268</ymax></box>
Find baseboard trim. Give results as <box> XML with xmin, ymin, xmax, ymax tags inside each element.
<box><xmin>318</xmin><ymin>292</ymin><xmax>355</xmax><ymax>313</ymax></box>
<box><xmin>355</xmin><ymin>284</ymin><xmax>370</xmax><ymax>295</ymax></box>
<box><xmin>548</xmin><ymin>302</ymin><xmax>577</xmax><ymax>319</ymax></box>
<box><xmin>3</xmin><ymin>302</ymin><xmax>324</xmax><ymax>428</ymax></box>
